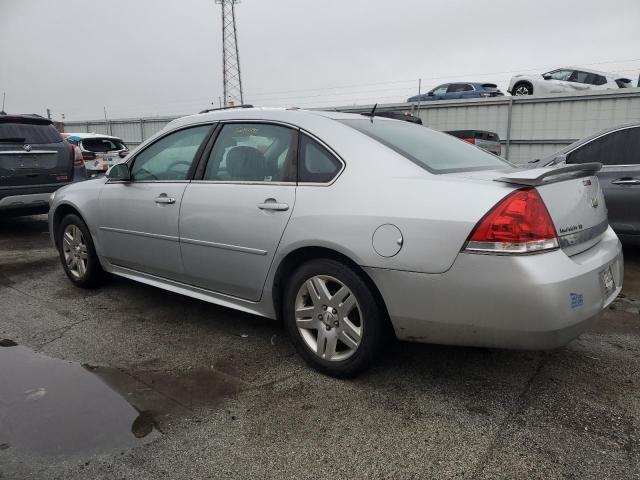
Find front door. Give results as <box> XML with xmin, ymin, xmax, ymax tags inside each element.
<box><xmin>98</xmin><ymin>124</ymin><xmax>213</xmax><ymax>279</ymax></box>
<box><xmin>179</xmin><ymin>122</ymin><xmax>298</xmax><ymax>301</ymax></box>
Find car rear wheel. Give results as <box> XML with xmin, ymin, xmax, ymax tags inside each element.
<box><xmin>513</xmin><ymin>82</ymin><xmax>533</xmax><ymax>96</ymax></box>
<box><xmin>57</xmin><ymin>214</ymin><xmax>107</xmax><ymax>288</ymax></box>
<box><xmin>283</xmin><ymin>258</ymin><xmax>386</xmax><ymax>378</ymax></box>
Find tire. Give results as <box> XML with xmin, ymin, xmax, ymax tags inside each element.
<box><xmin>283</xmin><ymin>258</ymin><xmax>387</xmax><ymax>378</ymax></box>
<box><xmin>513</xmin><ymin>82</ymin><xmax>533</xmax><ymax>96</ymax></box>
<box><xmin>57</xmin><ymin>213</ymin><xmax>107</xmax><ymax>288</ymax></box>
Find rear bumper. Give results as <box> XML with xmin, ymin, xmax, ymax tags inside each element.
<box><xmin>365</xmin><ymin>227</ymin><xmax>623</xmax><ymax>349</ymax></box>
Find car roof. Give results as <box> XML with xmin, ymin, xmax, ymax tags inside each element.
<box><xmin>557</xmin><ymin>66</ymin><xmax>614</xmax><ymax>76</ymax></box>
<box><xmin>0</xmin><ymin>113</ymin><xmax>52</xmax><ymax>125</ymax></box>
<box><xmin>63</xmin><ymin>132</ymin><xmax>123</xmax><ymax>140</ymax></box>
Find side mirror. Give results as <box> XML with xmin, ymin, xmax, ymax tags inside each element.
<box><xmin>542</xmin><ymin>74</ymin><xmax>552</xmax><ymax>80</ymax></box>
<box><xmin>107</xmin><ymin>163</ymin><xmax>131</xmax><ymax>181</ymax></box>
<box><xmin>428</xmin><ymin>91</ymin><xmax>434</xmax><ymax>96</ymax></box>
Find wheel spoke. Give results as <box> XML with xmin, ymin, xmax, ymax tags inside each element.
<box><xmin>337</xmin><ymin>294</ymin><xmax>356</xmax><ymax>318</ymax></box>
<box><xmin>296</xmin><ymin>317</ymin><xmax>318</xmax><ymax>330</ymax></box>
<box><xmin>339</xmin><ymin>319</ymin><xmax>361</xmax><ymax>350</ymax></box>
<box><xmin>295</xmin><ymin>305</ymin><xmax>315</xmax><ymax>318</ymax></box>
<box><xmin>63</xmin><ymin>232</ymin><xmax>73</xmax><ymax>251</ymax></box>
<box><xmin>77</xmin><ymin>259</ymin><xmax>86</xmax><ymax>276</ymax></box>
<box><xmin>309</xmin><ymin>277</ymin><xmax>331</xmax><ymax>304</ymax></box>
<box><xmin>68</xmin><ymin>256</ymin><xmax>77</xmax><ymax>269</ymax></box>
<box><xmin>316</xmin><ymin>329</ymin><xmax>337</xmax><ymax>360</ymax></box>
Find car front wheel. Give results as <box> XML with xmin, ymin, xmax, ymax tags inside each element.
<box><xmin>513</xmin><ymin>82</ymin><xmax>533</xmax><ymax>96</ymax></box>
<box><xmin>57</xmin><ymin>214</ymin><xmax>107</xmax><ymax>288</ymax></box>
<box><xmin>283</xmin><ymin>258</ymin><xmax>387</xmax><ymax>377</ymax></box>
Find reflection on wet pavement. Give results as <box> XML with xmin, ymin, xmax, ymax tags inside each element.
<box><xmin>0</xmin><ymin>340</ymin><xmax>241</xmax><ymax>457</ymax></box>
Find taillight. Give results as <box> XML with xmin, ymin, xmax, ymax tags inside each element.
<box><xmin>464</xmin><ymin>187</ymin><xmax>558</xmax><ymax>254</ymax></box>
<box><xmin>462</xmin><ymin>138</ymin><xmax>476</xmax><ymax>144</ymax></box>
<box><xmin>82</xmin><ymin>151</ymin><xmax>96</xmax><ymax>161</ymax></box>
<box><xmin>71</xmin><ymin>145</ymin><xmax>84</xmax><ymax>167</ymax></box>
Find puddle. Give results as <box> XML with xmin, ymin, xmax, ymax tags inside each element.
<box><xmin>0</xmin><ymin>340</ymin><xmax>241</xmax><ymax>457</ymax></box>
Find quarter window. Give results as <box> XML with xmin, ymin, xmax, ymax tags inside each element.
<box><xmin>203</xmin><ymin>123</ymin><xmax>297</xmax><ymax>182</ymax></box>
<box><xmin>447</xmin><ymin>83</ymin><xmax>473</xmax><ymax>93</ymax></box>
<box><xmin>130</xmin><ymin>125</ymin><xmax>211</xmax><ymax>181</ymax></box>
<box><xmin>299</xmin><ymin>134</ymin><xmax>342</xmax><ymax>183</ymax></box>
<box><xmin>567</xmin><ymin>128</ymin><xmax>640</xmax><ymax>166</ymax></box>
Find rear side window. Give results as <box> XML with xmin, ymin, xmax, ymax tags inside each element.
<box><xmin>299</xmin><ymin>134</ymin><xmax>342</xmax><ymax>183</ymax></box>
<box><xmin>82</xmin><ymin>138</ymin><xmax>125</xmax><ymax>152</ymax></box>
<box><xmin>567</xmin><ymin>127</ymin><xmax>640</xmax><ymax>166</ymax></box>
<box><xmin>340</xmin><ymin>119</ymin><xmax>512</xmax><ymax>174</ymax></box>
<box><xmin>0</xmin><ymin>123</ymin><xmax>62</xmax><ymax>144</ymax></box>
<box><xmin>447</xmin><ymin>84</ymin><xmax>473</xmax><ymax>93</ymax></box>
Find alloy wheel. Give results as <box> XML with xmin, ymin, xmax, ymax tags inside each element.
<box><xmin>294</xmin><ymin>275</ymin><xmax>362</xmax><ymax>361</ymax></box>
<box><xmin>62</xmin><ymin>224</ymin><xmax>88</xmax><ymax>279</ymax></box>
<box><xmin>514</xmin><ymin>85</ymin><xmax>531</xmax><ymax>96</ymax></box>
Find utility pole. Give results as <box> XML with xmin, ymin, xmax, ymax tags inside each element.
<box><xmin>215</xmin><ymin>0</ymin><xmax>244</xmax><ymax>107</ymax></box>
<box><xmin>1</xmin><ymin>92</ymin><xmax>5</xmax><ymax>114</ymax></box>
<box><xmin>417</xmin><ymin>78</ymin><xmax>422</xmax><ymax>113</ymax></box>
<box><xmin>46</xmin><ymin>108</ymin><xmax>51</xmax><ymax>120</ymax></box>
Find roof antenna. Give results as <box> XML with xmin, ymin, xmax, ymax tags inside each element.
<box><xmin>369</xmin><ymin>103</ymin><xmax>377</xmax><ymax>123</ymax></box>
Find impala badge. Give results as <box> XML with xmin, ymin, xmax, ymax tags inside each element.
<box><xmin>590</xmin><ymin>197</ymin><xmax>599</xmax><ymax>208</ymax></box>
<box><xmin>23</xmin><ymin>144</ymin><xmax>32</xmax><ymax>152</ymax></box>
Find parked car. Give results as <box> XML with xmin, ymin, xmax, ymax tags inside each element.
<box><xmin>407</xmin><ymin>83</ymin><xmax>504</xmax><ymax>102</ymax></box>
<box><xmin>445</xmin><ymin>130</ymin><xmax>501</xmax><ymax>156</ymax></box>
<box><xmin>508</xmin><ymin>68</ymin><xmax>633</xmax><ymax>96</ymax></box>
<box><xmin>538</xmin><ymin>123</ymin><xmax>640</xmax><ymax>244</ymax></box>
<box><xmin>63</xmin><ymin>133</ymin><xmax>129</xmax><ymax>176</ymax></box>
<box><xmin>49</xmin><ymin>108</ymin><xmax>622</xmax><ymax>377</ymax></box>
<box><xmin>0</xmin><ymin>113</ymin><xmax>86</xmax><ymax>215</ymax></box>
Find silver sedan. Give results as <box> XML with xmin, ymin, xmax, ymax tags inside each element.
<box><xmin>49</xmin><ymin>108</ymin><xmax>623</xmax><ymax>377</ymax></box>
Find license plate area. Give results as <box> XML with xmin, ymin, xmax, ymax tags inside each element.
<box><xmin>600</xmin><ymin>265</ymin><xmax>615</xmax><ymax>298</ymax></box>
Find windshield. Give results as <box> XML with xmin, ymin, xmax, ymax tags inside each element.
<box><xmin>81</xmin><ymin>137</ymin><xmax>126</xmax><ymax>152</ymax></box>
<box><xmin>339</xmin><ymin>119</ymin><xmax>513</xmax><ymax>173</ymax></box>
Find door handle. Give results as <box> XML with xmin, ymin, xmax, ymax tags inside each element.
<box><xmin>611</xmin><ymin>178</ymin><xmax>640</xmax><ymax>186</ymax></box>
<box><xmin>154</xmin><ymin>196</ymin><xmax>176</xmax><ymax>204</ymax></box>
<box><xmin>257</xmin><ymin>202</ymin><xmax>289</xmax><ymax>211</ymax></box>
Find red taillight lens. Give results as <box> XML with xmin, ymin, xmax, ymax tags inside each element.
<box><xmin>82</xmin><ymin>151</ymin><xmax>96</xmax><ymax>161</ymax></box>
<box><xmin>71</xmin><ymin>145</ymin><xmax>84</xmax><ymax>167</ymax></box>
<box><xmin>462</xmin><ymin>137</ymin><xmax>476</xmax><ymax>144</ymax></box>
<box><xmin>464</xmin><ymin>187</ymin><xmax>559</xmax><ymax>254</ymax></box>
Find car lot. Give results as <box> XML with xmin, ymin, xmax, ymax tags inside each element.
<box><xmin>1</xmin><ymin>214</ymin><xmax>639</xmax><ymax>479</ymax></box>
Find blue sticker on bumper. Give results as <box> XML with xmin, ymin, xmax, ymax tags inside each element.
<box><xmin>570</xmin><ymin>293</ymin><xmax>584</xmax><ymax>308</ymax></box>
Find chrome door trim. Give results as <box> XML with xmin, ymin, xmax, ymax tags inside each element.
<box><xmin>190</xmin><ymin>180</ymin><xmax>296</xmax><ymax>186</ymax></box>
<box><xmin>180</xmin><ymin>236</ymin><xmax>268</xmax><ymax>256</ymax></box>
<box><xmin>99</xmin><ymin>226</ymin><xmax>179</xmax><ymax>242</ymax></box>
<box><xmin>0</xmin><ymin>150</ymin><xmax>59</xmax><ymax>155</ymax></box>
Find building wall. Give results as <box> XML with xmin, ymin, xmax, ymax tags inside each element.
<box><xmin>62</xmin><ymin>88</ymin><xmax>640</xmax><ymax>164</ymax></box>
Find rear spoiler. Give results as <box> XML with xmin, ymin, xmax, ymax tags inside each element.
<box><xmin>494</xmin><ymin>162</ymin><xmax>602</xmax><ymax>186</ymax></box>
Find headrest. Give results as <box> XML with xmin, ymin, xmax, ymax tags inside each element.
<box><xmin>226</xmin><ymin>146</ymin><xmax>266</xmax><ymax>180</ymax></box>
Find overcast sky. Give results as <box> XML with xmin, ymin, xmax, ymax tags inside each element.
<box><xmin>1</xmin><ymin>0</ymin><xmax>639</xmax><ymax>121</ymax></box>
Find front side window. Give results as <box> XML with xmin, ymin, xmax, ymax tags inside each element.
<box><xmin>203</xmin><ymin>123</ymin><xmax>297</xmax><ymax>182</ymax></box>
<box><xmin>340</xmin><ymin>119</ymin><xmax>512</xmax><ymax>174</ymax></box>
<box><xmin>130</xmin><ymin>125</ymin><xmax>211</xmax><ymax>181</ymax></box>
<box><xmin>569</xmin><ymin>71</ymin><xmax>591</xmax><ymax>84</ymax></box>
<box><xmin>545</xmin><ymin>69</ymin><xmax>573</xmax><ymax>81</ymax></box>
<box><xmin>299</xmin><ymin>134</ymin><xmax>342</xmax><ymax>183</ymax></box>
<box><xmin>567</xmin><ymin>128</ymin><xmax>640</xmax><ymax>166</ymax></box>
<box><xmin>447</xmin><ymin>84</ymin><xmax>473</xmax><ymax>93</ymax></box>
<box><xmin>431</xmin><ymin>85</ymin><xmax>448</xmax><ymax>96</ymax></box>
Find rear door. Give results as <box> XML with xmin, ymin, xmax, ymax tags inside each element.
<box><xmin>566</xmin><ymin>126</ymin><xmax>640</xmax><ymax>238</ymax></box>
<box><xmin>179</xmin><ymin>122</ymin><xmax>298</xmax><ymax>301</ymax></box>
<box><xmin>0</xmin><ymin>118</ymin><xmax>72</xmax><ymax>188</ymax></box>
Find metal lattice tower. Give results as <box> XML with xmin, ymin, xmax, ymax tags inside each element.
<box><xmin>215</xmin><ymin>0</ymin><xmax>243</xmax><ymax>106</ymax></box>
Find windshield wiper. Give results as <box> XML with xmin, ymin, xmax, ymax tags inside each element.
<box><xmin>0</xmin><ymin>137</ymin><xmax>26</xmax><ymax>142</ymax></box>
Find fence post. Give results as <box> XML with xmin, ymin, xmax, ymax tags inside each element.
<box><xmin>504</xmin><ymin>97</ymin><xmax>514</xmax><ymax>160</ymax></box>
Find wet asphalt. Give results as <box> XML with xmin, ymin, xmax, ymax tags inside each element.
<box><xmin>0</xmin><ymin>214</ymin><xmax>639</xmax><ymax>480</ymax></box>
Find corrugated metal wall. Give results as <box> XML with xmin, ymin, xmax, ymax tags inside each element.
<box><xmin>62</xmin><ymin>88</ymin><xmax>640</xmax><ymax>164</ymax></box>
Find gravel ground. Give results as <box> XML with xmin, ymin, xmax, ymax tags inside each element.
<box><xmin>0</xmin><ymin>214</ymin><xmax>639</xmax><ymax>480</ymax></box>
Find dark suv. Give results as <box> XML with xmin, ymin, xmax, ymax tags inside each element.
<box><xmin>0</xmin><ymin>113</ymin><xmax>86</xmax><ymax>215</ymax></box>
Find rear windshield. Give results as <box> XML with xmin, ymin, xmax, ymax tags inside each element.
<box><xmin>0</xmin><ymin>122</ymin><xmax>63</xmax><ymax>144</ymax></box>
<box><xmin>340</xmin><ymin>119</ymin><xmax>512</xmax><ymax>173</ymax></box>
<box><xmin>615</xmin><ymin>79</ymin><xmax>632</xmax><ymax>88</ymax></box>
<box><xmin>81</xmin><ymin>137</ymin><xmax>126</xmax><ymax>152</ymax></box>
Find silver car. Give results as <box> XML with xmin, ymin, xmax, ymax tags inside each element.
<box><xmin>48</xmin><ymin>108</ymin><xmax>623</xmax><ymax>377</ymax></box>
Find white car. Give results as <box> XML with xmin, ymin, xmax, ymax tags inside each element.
<box><xmin>508</xmin><ymin>67</ymin><xmax>633</xmax><ymax>96</ymax></box>
<box><xmin>63</xmin><ymin>133</ymin><xmax>129</xmax><ymax>176</ymax></box>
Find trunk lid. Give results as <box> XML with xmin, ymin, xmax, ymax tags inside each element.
<box><xmin>447</xmin><ymin>163</ymin><xmax>608</xmax><ymax>256</ymax></box>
